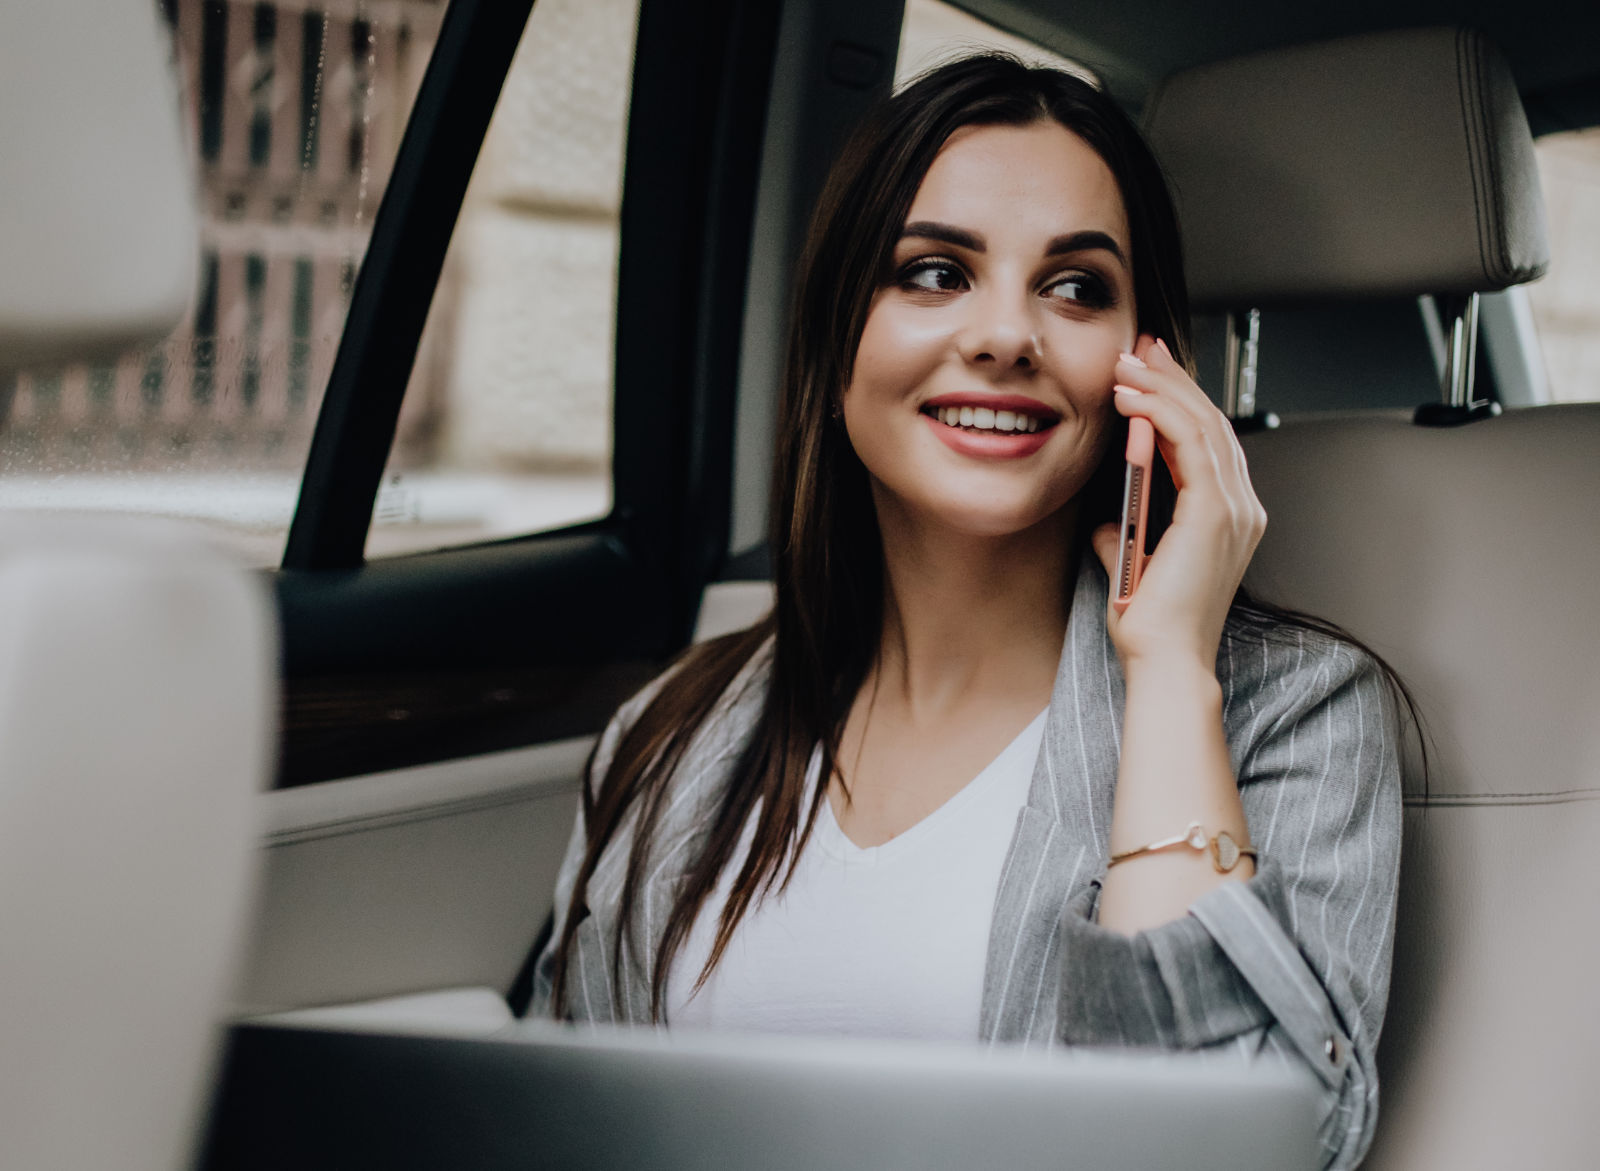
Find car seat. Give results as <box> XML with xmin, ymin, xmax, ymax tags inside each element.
<box><xmin>1145</xmin><ymin>26</ymin><xmax>1598</xmax><ymax>1169</ymax></box>
<box><xmin>0</xmin><ymin>4</ymin><xmax>273</xmax><ymax>1169</ymax></box>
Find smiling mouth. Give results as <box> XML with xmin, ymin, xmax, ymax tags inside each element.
<box><xmin>919</xmin><ymin>404</ymin><xmax>1057</xmax><ymax>435</ymax></box>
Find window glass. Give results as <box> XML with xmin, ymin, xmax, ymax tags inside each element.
<box><xmin>1526</xmin><ymin>126</ymin><xmax>1600</xmax><ymax>403</ymax></box>
<box><xmin>364</xmin><ymin>0</ymin><xmax>636</xmax><ymax>560</ymax></box>
<box><xmin>897</xmin><ymin>0</ymin><xmax>1095</xmax><ymax>87</ymax></box>
<box><xmin>1</xmin><ymin>0</ymin><xmax>445</xmax><ymax>567</ymax></box>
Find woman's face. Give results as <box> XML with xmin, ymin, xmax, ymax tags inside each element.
<box><xmin>841</xmin><ymin>119</ymin><xmax>1137</xmax><ymax>539</ymax></box>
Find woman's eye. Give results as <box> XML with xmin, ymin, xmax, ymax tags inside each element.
<box><xmin>899</xmin><ymin>260</ymin><xmax>967</xmax><ymax>293</ymax></box>
<box><xmin>1044</xmin><ymin>272</ymin><xmax>1113</xmax><ymax>308</ymax></box>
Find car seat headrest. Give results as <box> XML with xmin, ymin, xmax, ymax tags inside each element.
<box><xmin>0</xmin><ymin>2</ymin><xmax>197</xmax><ymax>374</ymax></box>
<box><xmin>1143</xmin><ymin>27</ymin><xmax>1550</xmax><ymax>311</ymax></box>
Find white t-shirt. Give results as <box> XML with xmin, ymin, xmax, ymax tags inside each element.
<box><xmin>665</xmin><ymin>708</ymin><xmax>1047</xmax><ymax>1040</ymax></box>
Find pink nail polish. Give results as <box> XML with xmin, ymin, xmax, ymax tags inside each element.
<box><xmin>1155</xmin><ymin>338</ymin><xmax>1172</xmax><ymax>357</ymax></box>
<box><xmin>1119</xmin><ymin>351</ymin><xmax>1147</xmax><ymax>368</ymax></box>
<box><xmin>1113</xmin><ymin>384</ymin><xmax>1144</xmax><ymax>395</ymax></box>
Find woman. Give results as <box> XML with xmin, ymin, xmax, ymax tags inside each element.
<box><xmin>531</xmin><ymin>54</ymin><xmax>1404</xmax><ymax>1171</ymax></box>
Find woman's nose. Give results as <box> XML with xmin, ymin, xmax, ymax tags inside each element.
<box><xmin>957</xmin><ymin>287</ymin><xmax>1042</xmax><ymax>373</ymax></box>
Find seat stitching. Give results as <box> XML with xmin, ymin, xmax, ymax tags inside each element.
<box><xmin>1404</xmin><ymin>788</ymin><xmax>1600</xmax><ymax>807</ymax></box>
<box><xmin>1456</xmin><ymin>27</ymin><xmax>1493</xmax><ymax>286</ymax></box>
<box><xmin>1475</xmin><ymin>32</ymin><xmax>1512</xmax><ymax>283</ymax></box>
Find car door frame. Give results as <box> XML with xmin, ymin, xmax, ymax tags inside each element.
<box><xmin>269</xmin><ymin>0</ymin><xmax>783</xmax><ymax>787</ymax></box>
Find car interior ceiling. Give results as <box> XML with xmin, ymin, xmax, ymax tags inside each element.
<box><xmin>965</xmin><ymin>0</ymin><xmax>1600</xmax><ymax>132</ymax></box>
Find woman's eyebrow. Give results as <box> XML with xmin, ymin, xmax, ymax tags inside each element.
<box><xmin>1045</xmin><ymin>230</ymin><xmax>1128</xmax><ymax>269</ymax></box>
<box><xmin>901</xmin><ymin>222</ymin><xmax>1129</xmax><ymax>270</ymax></box>
<box><xmin>900</xmin><ymin>221</ymin><xmax>985</xmax><ymax>251</ymax></box>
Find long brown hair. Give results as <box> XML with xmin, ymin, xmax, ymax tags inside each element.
<box><xmin>548</xmin><ymin>54</ymin><xmax>1423</xmax><ymax>1019</ymax></box>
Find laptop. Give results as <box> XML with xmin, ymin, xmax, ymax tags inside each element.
<box><xmin>202</xmin><ymin>1017</ymin><xmax>1320</xmax><ymax>1170</ymax></box>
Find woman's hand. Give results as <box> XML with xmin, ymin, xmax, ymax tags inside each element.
<box><xmin>1091</xmin><ymin>334</ymin><xmax>1262</xmax><ymax>933</ymax></box>
<box><xmin>1090</xmin><ymin>334</ymin><xmax>1267</xmax><ymax>676</ymax></box>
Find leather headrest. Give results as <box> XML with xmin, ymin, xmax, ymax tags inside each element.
<box><xmin>1143</xmin><ymin>27</ymin><xmax>1550</xmax><ymax>310</ymax></box>
<box><xmin>0</xmin><ymin>2</ymin><xmax>196</xmax><ymax>373</ymax></box>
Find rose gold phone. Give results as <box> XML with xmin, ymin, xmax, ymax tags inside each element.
<box><xmin>1112</xmin><ymin>417</ymin><xmax>1154</xmax><ymax>614</ymax></box>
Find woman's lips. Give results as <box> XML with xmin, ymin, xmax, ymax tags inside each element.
<box><xmin>921</xmin><ymin>410</ymin><xmax>1053</xmax><ymax>458</ymax></box>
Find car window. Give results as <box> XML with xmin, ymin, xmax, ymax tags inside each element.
<box><xmin>1525</xmin><ymin>126</ymin><xmax>1600</xmax><ymax>403</ymax></box>
<box><xmin>0</xmin><ymin>0</ymin><xmax>446</xmax><ymax>567</ymax></box>
<box><xmin>898</xmin><ymin>0</ymin><xmax>1094</xmax><ymax>85</ymax></box>
<box><xmin>363</xmin><ymin>0</ymin><xmax>637</xmax><ymax>560</ymax></box>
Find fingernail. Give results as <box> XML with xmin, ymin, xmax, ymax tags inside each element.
<box><xmin>1119</xmin><ymin>351</ymin><xmax>1146</xmax><ymax>368</ymax></box>
<box><xmin>1113</xmin><ymin>384</ymin><xmax>1144</xmax><ymax>395</ymax></box>
<box><xmin>1155</xmin><ymin>338</ymin><xmax>1172</xmax><ymax>357</ymax></box>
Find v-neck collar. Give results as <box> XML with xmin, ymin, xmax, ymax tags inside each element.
<box><xmin>581</xmin><ymin>559</ymin><xmax>1129</xmax><ymax>1031</ymax></box>
<box><xmin>815</xmin><ymin>705</ymin><xmax>1050</xmax><ymax>864</ymax></box>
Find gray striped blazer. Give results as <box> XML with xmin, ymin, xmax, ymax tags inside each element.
<box><xmin>531</xmin><ymin>560</ymin><xmax>1403</xmax><ymax>1171</ymax></box>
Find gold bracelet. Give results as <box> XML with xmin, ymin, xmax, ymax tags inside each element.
<box><xmin>1108</xmin><ymin>822</ymin><xmax>1258</xmax><ymax>873</ymax></box>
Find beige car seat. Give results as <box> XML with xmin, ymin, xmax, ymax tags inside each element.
<box><xmin>1146</xmin><ymin>27</ymin><xmax>1598</xmax><ymax>1169</ymax></box>
<box><xmin>0</xmin><ymin>515</ymin><xmax>275</xmax><ymax>1171</ymax></box>
<box><xmin>0</xmin><ymin>4</ymin><xmax>272</xmax><ymax>1170</ymax></box>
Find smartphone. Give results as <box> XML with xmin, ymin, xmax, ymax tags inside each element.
<box><xmin>1112</xmin><ymin>417</ymin><xmax>1154</xmax><ymax>614</ymax></box>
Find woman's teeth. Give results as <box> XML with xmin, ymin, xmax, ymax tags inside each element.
<box><xmin>932</xmin><ymin>405</ymin><xmax>1043</xmax><ymax>433</ymax></box>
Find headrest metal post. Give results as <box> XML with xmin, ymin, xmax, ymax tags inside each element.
<box><xmin>1222</xmin><ymin>308</ymin><xmax>1276</xmax><ymax>434</ymax></box>
<box><xmin>1443</xmin><ymin>292</ymin><xmax>1480</xmax><ymax>409</ymax></box>
<box><xmin>1227</xmin><ymin>308</ymin><xmax>1261</xmax><ymax>417</ymax></box>
<box><xmin>1415</xmin><ymin>291</ymin><xmax>1499</xmax><ymax>426</ymax></box>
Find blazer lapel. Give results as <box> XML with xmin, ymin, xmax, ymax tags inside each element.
<box><xmin>981</xmin><ymin>560</ymin><xmax>1124</xmax><ymax>1043</ymax></box>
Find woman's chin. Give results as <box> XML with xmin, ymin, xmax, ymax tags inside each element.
<box><xmin>865</xmin><ymin>459</ymin><xmax>1086</xmax><ymax>543</ymax></box>
<box><xmin>908</xmin><ymin>493</ymin><xmax>1075</xmax><ymax>542</ymax></box>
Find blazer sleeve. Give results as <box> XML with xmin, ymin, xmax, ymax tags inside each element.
<box><xmin>526</xmin><ymin>674</ymin><xmax>672</xmax><ymax>1019</ymax></box>
<box><xmin>1052</xmin><ymin>633</ymin><xmax>1404</xmax><ymax>1171</ymax></box>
